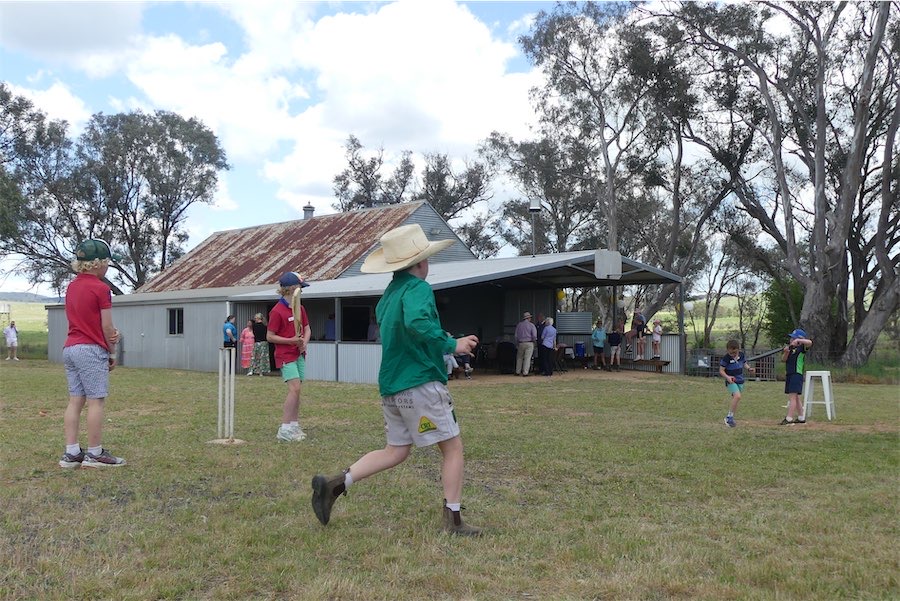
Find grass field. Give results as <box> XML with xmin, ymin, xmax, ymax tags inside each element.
<box><xmin>0</xmin><ymin>301</ymin><xmax>52</xmax><ymax>360</ymax></box>
<box><xmin>1</xmin><ymin>360</ymin><xmax>897</xmax><ymax>600</ymax></box>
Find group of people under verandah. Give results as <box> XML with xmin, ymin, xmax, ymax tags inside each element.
<box><xmin>512</xmin><ymin>311</ymin><xmax>560</xmax><ymax>377</ymax></box>
<box><xmin>511</xmin><ymin>306</ymin><xmax>666</xmax><ymax>376</ymax></box>
<box><xmin>54</xmin><ymin>227</ymin><xmax>817</xmax><ymax>540</ymax></box>
<box><xmin>239</xmin><ymin>314</ymin><xmax>272</xmax><ymax>376</ymax></box>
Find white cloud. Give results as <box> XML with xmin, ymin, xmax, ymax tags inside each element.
<box><xmin>0</xmin><ymin>2</ymin><xmax>143</xmax><ymax>55</ymax></box>
<box><xmin>8</xmin><ymin>81</ymin><xmax>92</xmax><ymax>133</ymax></box>
<box><xmin>263</xmin><ymin>0</ymin><xmax>543</xmax><ymax>209</ymax></box>
<box><xmin>211</xmin><ymin>177</ymin><xmax>239</xmax><ymax>212</ymax></box>
<box><xmin>4</xmin><ymin>0</ymin><xmax>544</xmax><ymax>227</ymax></box>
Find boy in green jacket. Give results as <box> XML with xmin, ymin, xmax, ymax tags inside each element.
<box><xmin>311</xmin><ymin>224</ymin><xmax>482</xmax><ymax>536</ymax></box>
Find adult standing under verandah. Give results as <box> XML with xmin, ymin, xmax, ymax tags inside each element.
<box><xmin>539</xmin><ymin>317</ymin><xmax>557</xmax><ymax>377</ymax></box>
<box><xmin>514</xmin><ymin>312</ymin><xmax>537</xmax><ymax>376</ymax></box>
<box><xmin>248</xmin><ymin>313</ymin><xmax>271</xmax><ymax>376</ymax></box>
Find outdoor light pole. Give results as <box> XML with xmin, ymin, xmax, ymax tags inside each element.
<box><xmin>529</xmin><ymin>198</ymin><xmax>541</xmax><ymax>257</ymax></box>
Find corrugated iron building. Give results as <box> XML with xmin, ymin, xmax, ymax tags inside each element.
<box><xmin>46</xmin><ymin>202</ymin><xmax>687</xmax><ymax>381</ymax></box>
<box><xmin>47</xmin><ymin>202</ymin><xmax>476</xmax><ymax>372</ymax></box>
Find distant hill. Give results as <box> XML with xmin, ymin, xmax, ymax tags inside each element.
<box><xmin>0</xmin><ymin>292</ymin><xmax>63</xmax><ymax>303</ymax></box>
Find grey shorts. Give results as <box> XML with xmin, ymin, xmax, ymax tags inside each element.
<box><xmin>63</xmin><ymin>344</ymin><xmax>110</xmax><ymax>399</ymax></box>
<box><xmin>381</xmin><ymin>381</ymin><xmax>460</xmax><ymax>447</ymax></box>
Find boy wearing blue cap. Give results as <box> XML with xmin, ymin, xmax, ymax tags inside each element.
<box><xmin>781</xmin><ymin>329</ymin><xmax>813</xmax><ymax>425</ymax></box>
<box><xmin>266</xmin><ymin>271</ymin><xmax>311</xmax><ymax>441</ymax></box>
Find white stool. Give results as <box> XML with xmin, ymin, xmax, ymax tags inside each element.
<box><xmin>803</xmin><ymin>371</ymin><xmax>835</xmax><ymax>420</ymax></box>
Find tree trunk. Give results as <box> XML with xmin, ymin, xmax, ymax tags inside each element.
<box><xmin>841</xmin><ymin>277</ymin><xmax>900</xmax><ymax>367</ymax></box>
<box><xmin>800</xmin><ymin>282</ymin><xmax>837</xmax><ymax>362</ymax></box>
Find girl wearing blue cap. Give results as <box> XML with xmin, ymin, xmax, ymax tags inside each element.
<box><xmin>267</xmin><ymin>272</ymin><xmax>311</xmax><ymax>441</ymax></box>
<box><xmin>781</xmin><ymin>329</ymin><xmax>813</xmax><ymax>425</ymax></box>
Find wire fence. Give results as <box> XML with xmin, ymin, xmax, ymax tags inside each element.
<box><xmin>685</xmin><ymin>347</ymin><xmax>899</xmax><ymax>384</ymax></box>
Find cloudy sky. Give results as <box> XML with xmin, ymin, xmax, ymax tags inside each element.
<box><xmin>0</xmin><ymin>0</ymin><xmax>556</xmax><ymax>293</ymax></box>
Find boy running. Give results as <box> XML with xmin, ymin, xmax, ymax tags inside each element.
<box><xmin>719</xmin><ymin>339</ymin><xmax>754</xmax><ymax>428</ymax></box>
<box><xmin>311</xmin><ymin>224</ymin><xmax>482</xmax><ymax>536</ymax></box>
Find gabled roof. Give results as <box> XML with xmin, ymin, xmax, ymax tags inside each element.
<box><xmin>229</xmin><ymin>250</ymin><xmax>682</xmax><ymax>301</ymax></box>
<box><xmin>139</xmin><ymin>202</ymin><xmax>430</xmax><ymax>293</ymax></box>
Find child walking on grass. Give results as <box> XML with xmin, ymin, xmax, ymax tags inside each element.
<box><xmin>719</xmin><ymin>339</ymin><xmax>755</xmax><ymax>428</ymax></box>
<box><xmin>311</xmin><ymin>224</ymin><xmax>482</xmax><ymax>536</ymax></box>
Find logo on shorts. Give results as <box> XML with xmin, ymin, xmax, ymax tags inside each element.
<box><xmin>418</xmin><ymin>416</ymin><xmax>438</xmax><ymax>434</ymax></box>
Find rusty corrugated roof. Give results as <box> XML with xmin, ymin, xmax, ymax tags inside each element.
<box><xmin>138</xmin><ymin>203</ymin><xmax>423</xmax><ymax>292</ymax></box>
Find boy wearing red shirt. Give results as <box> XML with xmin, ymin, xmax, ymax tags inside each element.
<box><xmin>266</xmin><ymin>272</ymin><xmax>311</xmax><ymax>441</ymax></box>
<box><xmin>59</xmin><ymin>240</ymin><xmax>125</xmax><ymax>468</ymax></box>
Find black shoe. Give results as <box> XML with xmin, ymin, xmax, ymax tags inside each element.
<box><xmin>794</xmin><ymin>418</ymin><xmax>806</xmax><ymax>424</ymax></box>
<box><xmin>311</xmin><ymin>471</ymin><xmax>347</xmax><ymax>526</ymax></box>
<box><xmin>779</xmin><ymin>418</ymin><xmax>795</xmax><ymax>426</ymax></box>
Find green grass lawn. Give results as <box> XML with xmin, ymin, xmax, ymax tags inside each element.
<box><xmin>1</xmin><ymin>361</ymin><xmax>897</xmax><ymax>600</ymax></box>
<box><xmin>1</xmin><ymin>301</ymin><xmax>52</xmax><ymax>359</ymax></box>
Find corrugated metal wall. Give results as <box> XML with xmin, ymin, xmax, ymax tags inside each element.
<box><xmin>49</xmin><ymin>300</ymin><xmax>235</xmax><ymax>372</ymax></box>
<box><xmin>503</xmin><ymin>289</ymin><xmax>555</xmax><ymax>338</ymax></box>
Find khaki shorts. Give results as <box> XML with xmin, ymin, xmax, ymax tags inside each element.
<box><xmin>382</xmin><ymin>381</ymin><xmax>460</xmax><ymax>447</ymax></box>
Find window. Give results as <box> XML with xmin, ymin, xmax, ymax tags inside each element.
<box><xmin>167</xmin><ymin>308</ymin><xmax>184</xmax><ymax>335</ymax></box>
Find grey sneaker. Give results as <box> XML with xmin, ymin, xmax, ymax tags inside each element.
<box><xmin>311</xmin><ymin>471</ymin><xmax>347</xmax><ymax>525</ymax></box>
<box><xmin>276</xmin><ymin>424</ymin><xmax>306</xmax><ymax>442</ymax></box>
<box><xmin>83</xmin><ymin>448</ymin><xmax>126</xmax><ymax>467</ymax></box>
<box><xmin>441</xmin><ymin>502</ymin><xmax>483</xmax><ymax>537</ymax></box>
<box><xmin>59</xmin><ymin>448</ymin><xmax>85</xmax><ymax>468</ymax></box>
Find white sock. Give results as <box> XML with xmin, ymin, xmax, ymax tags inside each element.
<box><xmin>88</xmin><ymin>446</ymin><xmax>102</xmax><ymax>456</ymax></box>
<box><xmin>344</xmin><ymin>472</ymin><xmax>354</xmax><ymax>488</ymax></box>
<box><xmin>290</xmin><ymin>421</ymin><xmax>299</xmax><ymax>428</ymax></box>
<box><xmin>785</xmin><ymin>416</ymin><xmax>794</xmax><ymax>422</ymax></box>
<box><xmin>446</xmin><ymin>502</ymin><xmax>461</xmax><ymax>512</ymax></box>
<box><xmin>66</xmin><ymin>443</ymin><xmax>81</xmax><ymax>455</ymax></box>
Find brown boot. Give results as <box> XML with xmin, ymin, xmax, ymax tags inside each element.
<box><xmin>311</xmin><ymin>471</ymin><xmax>347</xmax><ymax>526</ymax></box>
<box><xmin>441</xmin><ymin>503</ymin><xmax>483</xmax><ymax>537</ymax></box>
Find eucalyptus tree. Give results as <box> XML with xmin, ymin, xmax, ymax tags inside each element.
<box><xmin>655</xmin><ymin>1</ymin><xmax>898</xmax><ymax>364</ymax></box>
<box><xmin>520</xmin><ymin>2</ymin><xmax>656</xmax><ymax>254</ymax></box>
<box><xmin>481</xmin><ymin>131</ymin><xmax>596</xmax><ymax>254</ymax></box>
<box><xmin>332</xmin><ymin>135</ymin><xmax>498</xmax><ymax>255</ymax></box>
<box><xmin>0</xmin><ymin>84</ymin><xmax>229</xmax><ymax>294</ymax></box>
<box><xmin>332</xmin><ymin>134</ymin><xmax>415</xmax><ymax>211</ymax></box>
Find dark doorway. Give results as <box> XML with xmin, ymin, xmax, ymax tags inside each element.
<box><xmin>342</xmin><ymin>306</ymin><xmax>370</xmax><ymax>341</ymax></box>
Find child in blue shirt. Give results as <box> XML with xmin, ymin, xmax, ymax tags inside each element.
<box><xmin>719</xmin><ymin>339</ymin><xmax>755</xmax><ymax>427</ymax></box>
<box><xmin>591</xmin><ymin>319</ymin><xmax>607</xmax><ymax>370</ymax></box>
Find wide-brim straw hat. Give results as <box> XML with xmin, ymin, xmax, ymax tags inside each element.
<box><xmin>361</xmin><ymin>224</ymin><xmax>454</xmax><ymax>273</ymax></box>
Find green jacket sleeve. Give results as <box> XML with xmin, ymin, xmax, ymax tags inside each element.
<box><xmin>402</xmin><ymin>279</ymin><xmax>456</xmax><ymax>355</ymax></box>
